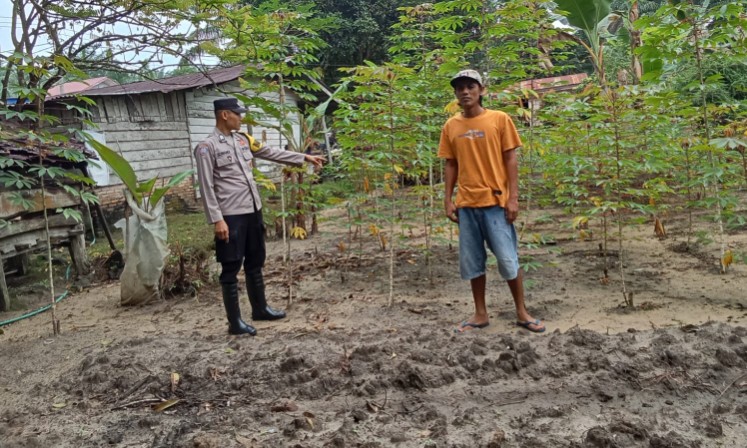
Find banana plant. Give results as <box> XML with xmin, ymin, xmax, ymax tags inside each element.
<box><xmin>86</xmin><ymin>137</ymin><xmax>193</xmax><ymax>212</ymax></box>
<box><xmin>555</xmin><ymin>0</ymin><xmax>621</xmax><ymax>84</ymax></box>
<box><xmin>237</xmin><ymin>81</ymin><xmax>347</xmax><ymax>157</ymax></box>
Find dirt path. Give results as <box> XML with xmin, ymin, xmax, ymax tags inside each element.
<box><xmin>1</xmin><ymin>209</ymin><xmax>746</xmax><ymax>447</ymax></box>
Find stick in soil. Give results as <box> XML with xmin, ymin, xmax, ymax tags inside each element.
<box><xmin>40</xmin><ymin>167</ymin><xmax>60</xmax><ymax>336</ymax></box>
<box><xmin>116</xmin><ymin>375</ymin><xmax>155</xmax><ymax>403</ymax></box>
<box><xmin>111</xmin><ymin>398</ymin><xmax>163</xmax><ymax>411</ymax></box>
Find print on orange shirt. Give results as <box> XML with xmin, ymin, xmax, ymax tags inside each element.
<box><xmin>458</xmin><ymin>130</ymin><xmax>486</xmax><ymax>140</ymax></box>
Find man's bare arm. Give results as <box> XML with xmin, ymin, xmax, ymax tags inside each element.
<box><xmin>444</xmin><ymin>158</ymin><xmax>459</xmax><ymax>223</ymax></box>
<box><xmin>503</xmin><ymin>148</ymin><xmax>520</xmax><ymax>223</ymax></box>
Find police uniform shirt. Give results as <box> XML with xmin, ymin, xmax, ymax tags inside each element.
<box><xmin>194</xmin><ymin>128</ymin><xmax>305</xmax><ymax>224</ymax></box>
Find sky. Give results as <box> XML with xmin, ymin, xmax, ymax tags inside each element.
<box><xmin>0</xmin><ymin>0</ymin><xmax>205</xmax><ymax>82</ymax></box>
<box><xmin>0</xmin><ymin>0</ymin><xmax>15</xmax><ymax>58</ymax></box>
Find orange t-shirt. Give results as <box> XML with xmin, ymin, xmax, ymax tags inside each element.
<box><xmin>438</xmin><ymin>109</ymin><xmax>522</xmax><ymax>208</ymax></box>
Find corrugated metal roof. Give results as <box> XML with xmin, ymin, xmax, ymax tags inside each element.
<box><xmin>80</xmin><ymin>65</ymin><xmax>246</xmax><ymax>97</ymax></box>
<box><xmin>47</xmin><ymin>77</ymin><xmax>116</xmax><ymax>99</ymax></box>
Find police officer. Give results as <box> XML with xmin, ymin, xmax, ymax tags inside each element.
<box><xmin>194</xmin><ymin>97</ymin><xmax>324</xmax><ymax>336</ymax></box>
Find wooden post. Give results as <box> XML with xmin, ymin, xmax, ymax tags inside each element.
<box><xmin>68</xmin><ymin>232</ymin><xmax>91</xmax><ymax>276</ymax></box>
<box><xmin>94</xmin><ymin>202</ymin><xmax>118</xmax><ymax>251</ymax></box>
<box><xmin>0</xmin><ymin>259</ymin><xmax>9</xmax><ymax>312</ymax></box>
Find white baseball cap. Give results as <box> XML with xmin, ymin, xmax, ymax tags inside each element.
<box><xmin>450</xmin><ymin>69</ymin><xmax>483</xmax><ymax>87</ymax></box>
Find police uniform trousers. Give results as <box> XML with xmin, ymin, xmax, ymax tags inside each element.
<box><xmin>216</xmin><ymin>211</ymin><xmax>265</xmax><ymax>284</ymax></box>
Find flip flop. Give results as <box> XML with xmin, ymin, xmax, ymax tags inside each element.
<box><xmin>516</xmin><ymin>319</ymin><xmax>546</xmax><ymax>333</ymax></box>
<box><xmin>454</xmin><ymin>321</ymin><xmax>490</xmax><ymax>333</ymax></box>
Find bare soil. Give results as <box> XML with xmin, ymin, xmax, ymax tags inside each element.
<box><xmin>1</xmin><ymin>205</ymin><xmax>746</xmax><ymax>448</ymax></box>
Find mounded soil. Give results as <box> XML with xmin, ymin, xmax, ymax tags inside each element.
<box><xmin>1</xmin><ymin>205</ymin><xmax>746</xmax><ymax>447</ymax></box>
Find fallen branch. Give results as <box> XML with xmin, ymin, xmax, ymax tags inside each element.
<box><xmin>497</xmin><ymin>398</ymin><xmax>527</xmax><ymax>407</ymax></box>
<box><xmin>116</xmin><ymin>375</ymin><xmax>155</xmax><ymax>403</ymax></box>
<box><xmin>111</xmin><ymin>398</ymin><xmax>162</xmax><ymax>411</ymax></box>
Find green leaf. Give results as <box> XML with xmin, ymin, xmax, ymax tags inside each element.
<box><xmin>0</xmin><ymin>171</ymin><xmax>35</xmax><ymax>189</ymax></box>
<box><xmin>710</xmin><ymin>137</ymin><xmax>747</xmax><ymax>149</ymax></box>
<box><xmin>9</xmin><ymin>192</ymin><xmax>34</xmax><ymax>210</ymax></box>
<box><xmin>555</xmin><ymin>0</ymin><xmax>613</xmax><ymax>35</ymax></box>
<box><xmin>26</xmin><ymin>166</ymin><xmax>44</xmax><ymax>178</ymax></box>
<box><xmin>303</xmin><ymin>81</ymin><xmax>349</xmax><ymax>136</ymax></box>
<box><xmin>640</xmin><ymin>52</ymin><xmax>663</xmax><ymax>80</ymax></box>
<box><xmin>61</xmin><ymin>184</ymin><xmax>81</xmax><ymax>198</ymax></box>
<box><xmin>57</xmin><ymin>208</ymin><xmax>82</xmax><ymax>223</ymax></box>
<box><xmin>149</xmin><ymin>170</ymin><xmax>194</xmax><ymax>207</ymax></box>
<box><xmin>62</xmin><ymin>102</ymin><xmax>93</xmax><ymax>118</ymax></box>
<box><xmin>45</xmin><ymin>167</ymin><xmax>67</xmax><ymax>179</ymax></box>
<box><xmin>51</xmin><ymin>148</ymin><xmax>86</xmax><ymax>163</ymax></box>
<box><xmin>0</xmin><ymin>157</ymin><xmax>26</xmax><ymax>169</ymax></box>
<box><xmin>137</xmin><ymin>177</ymin><xmax>158</xmax><ymax>195</ymax></box>
<box><xmin>63</xmin><ymin>171</ymin><xmax>96</xmax><ymax>186</ymax></box>
<box><xmin>80</xmin><ymin>191</ymin><xmax>100</xmax><ymax>205</ymax></box>
<box><xmin>85</xmin><ymin>136</ymin><xmax>140</xmax><ymax>202</ymax></box>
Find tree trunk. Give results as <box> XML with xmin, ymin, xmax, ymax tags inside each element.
<box><xmin>629</xmin><ymin>1</ymin><xmax>643</xmax><ymax>84</ymax></box>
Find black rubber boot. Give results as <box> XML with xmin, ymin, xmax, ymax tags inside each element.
<box><xmin>246</xmin><ymin>269</ymin><xmax>286</xmax><ymax>321</ymax></box>
<box><xmin>222</xmin><ymin>282</ymin><xmax>257</xmax><ymax>336</ymax></box>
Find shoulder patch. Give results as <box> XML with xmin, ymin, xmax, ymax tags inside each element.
<box><xmin>196</xmin><ymin>143</ymin><xmax>210</xmax><ymax>156</ymax></box>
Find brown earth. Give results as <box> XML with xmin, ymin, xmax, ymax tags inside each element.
<box><xmin>1</xmin><ymin>205</ymin><xmax>746</xmax><ymax>448</ymax></box>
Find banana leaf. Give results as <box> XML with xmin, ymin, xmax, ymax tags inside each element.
<box><xmin>150</xmin><ymin>169</ymin><xmax>194</xmax><ymax>207</ymax></box>
<box><xmin>86</xmin><ymin>136</ymin><xmax>140</xmax><ymax>203</ymax></box>
<box><xmin>555</xmin><ymin>0</ymin><xmax>613</xmax><ymax>36</ymax></box>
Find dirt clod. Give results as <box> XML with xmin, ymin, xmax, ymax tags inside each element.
<box><xmin>584</xmin><ymin>426</ymin><xmax>616</xmax><ymax>447</ymax></box>
<box><xmin>486</xmin><ymin>428</ymin><xmax>505</xmax><ymax>447</ymax></box>
<box><xmin>270</xmin><ymin>401</ymin><xmax>299</xmax><ymax>412</ymax></box>
<box><xmin>649</xmin><ymin>431</ymin><xmax>701</xmax><ymax>448</ymax></box>
<box><xmin>715</xmin><ymin>348</ymin><xmax>743</xmax><ymax>367</ymax></box>
<box><xmin>697</xmin><ymin>416</ymin><xmax>723</xmax><ymax>438</ymax></box>
<box><xmin>2</xmin><ymin>216</ymin><xmax>746</xmax><ymax>447</ymax></box>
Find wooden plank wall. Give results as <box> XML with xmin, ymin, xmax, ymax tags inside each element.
<box><xmin>88</xmin><ymin>92</ymin><xmax>193</xmax><ymax>183</ymax></box>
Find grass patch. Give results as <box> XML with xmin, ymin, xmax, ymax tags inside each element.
<box><xmin>88</xmin><ymin>211</ymin><xmax>212</xmax><ymax>258</ymax></box>
<box><xmin>313</xmin><ymin>178</ymin><xmax>356</xmax><ymax>204</ymax></box>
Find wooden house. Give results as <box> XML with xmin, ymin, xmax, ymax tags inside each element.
<box><xmin>44</xmin><ymin>66</ymin><xmax>302</xmax><ymax>210</ymax></box>
<box><xmin>498</xmin><ymin>73</ymin><xmax>589</xmax><ymax>119</ymax></box>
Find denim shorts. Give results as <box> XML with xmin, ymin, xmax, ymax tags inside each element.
<box><xmin>458</xmin><ymin>205</ymin><xmax>519</xmax><ymax>281</ymax></box>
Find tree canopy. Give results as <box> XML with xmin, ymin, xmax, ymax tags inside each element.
<box><xmin>1</xmin><ymin>0</ymin><xmax>195</xmax><ymax>103</ymax></box>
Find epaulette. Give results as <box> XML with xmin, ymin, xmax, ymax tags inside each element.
<box><xmin>238</xmin><ymin>131</ymin><xmax>263</xmax><ymax>153</ymax></box>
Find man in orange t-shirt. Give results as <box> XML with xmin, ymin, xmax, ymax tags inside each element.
<box><xmin>438</xmin><ymin>69</ymin><xmax>545</xmax><ymax>334</ymax></box>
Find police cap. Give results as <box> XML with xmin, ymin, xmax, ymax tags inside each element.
<box><xmin>213</xmin><ymin>97</ymin><xmax>247</xmax><ymax>113</ymax></box>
